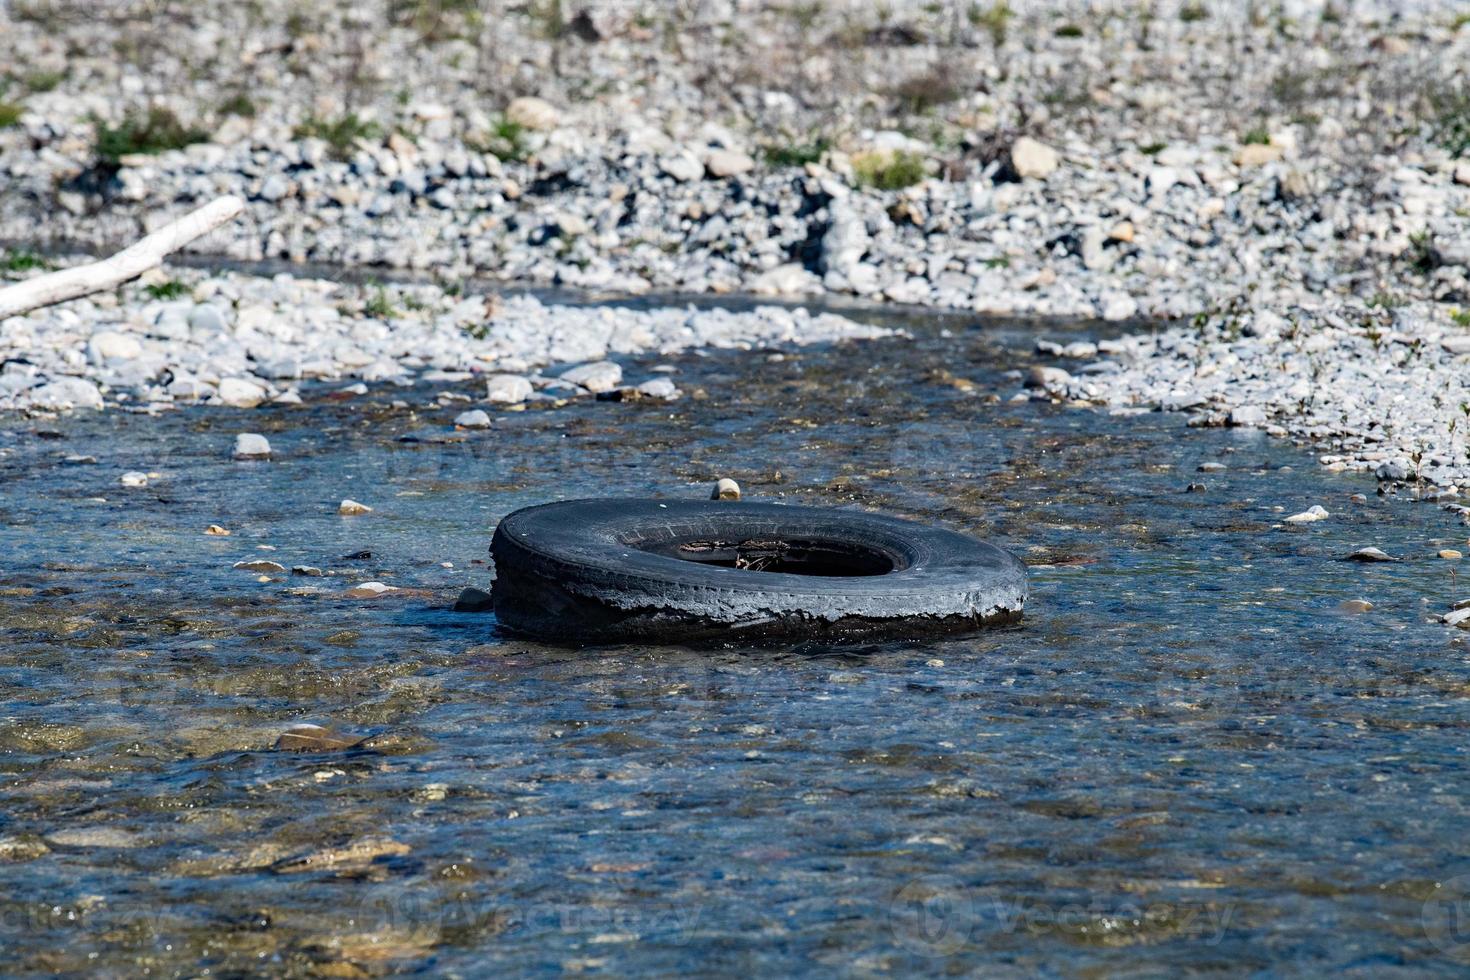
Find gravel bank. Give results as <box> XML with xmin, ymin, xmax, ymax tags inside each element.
<box><xmin>0</xmin><ymin>266</ymin><xmax>893</xmax><ymax>412</ymax></box>
<box><xmin>3</xmin><ymin>0</ymin><xmax>1470</xmax><ymax>483</ymax></box>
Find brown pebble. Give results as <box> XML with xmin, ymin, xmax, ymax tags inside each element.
<box><xmin>1338</xmin><ymin>599</ymin><xmax>1373</xmax><ymax>613</ymax></box>
<box><xmin>275</xmin><ymin>723</ymin><xmax>363</xmax><ymax>753</ymax></box>
<box><xmin>1440</xmin><ymin>550</ymin><xmax>1463</xmax><ymax>560</ymax></box>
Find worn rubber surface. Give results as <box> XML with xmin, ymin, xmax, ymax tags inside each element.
<box><xmin>489</xmin><ymin>498</ymin><xmax>1028</xmax><ymax>644</ymax></box>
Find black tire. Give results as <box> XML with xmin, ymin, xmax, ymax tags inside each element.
<box><xmin>489</xmin><ymin>498</ymin><xmax>1027</xmax><ymax>644</ymax></box>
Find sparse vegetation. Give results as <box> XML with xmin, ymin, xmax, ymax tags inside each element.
<box><xmin>1053</xmin><ymin>23</ymin><xmax>1084</xmax><ymax>38</ymax></box>
<box><xmin>389</xmin><ymin>0</ymin><xmax>483</xmax><ymax>42</ymax></box>
<box><xmin>362</xmin><ymin>284</ymin><xmax>400</xmax><ymax>319</ymax></box>
<box><xmin>892</xmin><ymin>64</ymin><xmax>964</xmax><ymax>115</ymax></box>
<box><xmin>1180</xmin><ymin>2</ymin><xmax>1209</xmax><ymax>22</ymax></box>
<box><xmin>0</xmin><ymin>100</ymin><xmax>21</xmax><ymax>128</ymax></box>
<box><xmin>94</xmin><ymin>107</ymin><xmax>209</xmax><ymax>163</ymax></box>
<box><xmin>470</xmin><ymin>115</ymin><xmax>530</xmax><ymax>163</ymax></box>
<box><xmin>1407</xmin><ymin>230</ymin><xmax>1437</xmax><ymax>274</ymax></box>
<box><xmin>762</xmin><ymin>138</ymin><xmax>830</xmax><ymax>168</ymax></box>
<box><xmin>852</xmin><ymin>150</ymin><xmax>927</xmax><ymax>191</ymax></box>
<box><xmin>1451</xmin><ymin>308</ymin><xmax>1470</xmax><ymax>328</ymax></box>
<box><xmin>1241</xmin><ymin>126</ymin><xmax>1271</xmax><ymax>146</ymax></box>
<box><xmin>143</xmin><ymin>280</ymin><xmax>191</xmax><ymax>300</ymax></box>
<box><xmin>24</xmin><ymin>70</ymin><xmax>64</xmax><ymax>93</ymax></box>
<box><xmin>1140</xmin><ymin>141</ymin><xmax>1167</xmax><ymax>156</ymax></box>
<box><xmin>1</xmin><ymin>248</ymin><xmax>47</xmax><ymax>273</ymax></box>
<box><xmin>293</xmin><ymin>113</ymin><xmax>383</xmax><ymax>159</ymax></box>
<box><xmin>1423</xmin><ymin>82</ymin><xmax>1470</xmax><ymax>158</ymax></box>
<box><xmin>968</xmin><ymin>1</ymin><xmax>1013</xmax><ymax>47</ymax></box>
<box><xmin>218</xmin><ymin>92</ymin><xmax>257</xmax><ymax>118</ymax></box>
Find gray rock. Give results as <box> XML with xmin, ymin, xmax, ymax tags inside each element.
<box><xmin>560</xmin><ymin>360</ymin><xmax>622</xmax><ymax>393</ymax></box>
<box><xmin>453</xmin><ymin>408</ymin><xmax>492</xmax><ymax>428</ymax></box>
<box><xmin>635</xmin><ymin>377</ymin><xmax>680</xmax><ymax>400</ymax></box>
<box><xmin>485</xmin><ymin>373</ymin><xmax>533</xmax><ymax>403</ymax></box>
<box><xmin>24</xmin><ymin>377</ymin><xmax>104</xmax><ymax>410</ymax></box>
<box><xmin>232</xmin><ymin>433</ymin><xmax>272</xmax><ymax>459</ymax></box>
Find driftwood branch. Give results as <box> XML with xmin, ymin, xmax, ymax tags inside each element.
<box><xmin>0</xmin><ymin>195</ymin><xmax>245</xmax><ymax>320</ymax></box>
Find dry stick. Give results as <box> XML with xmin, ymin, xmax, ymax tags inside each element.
<box><xmin>0</xmin><ymin>195</ymin><xmax>245</xmax><ymax>320</ymax></box>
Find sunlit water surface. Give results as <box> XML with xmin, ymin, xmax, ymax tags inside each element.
<box><xmin>0</xmin><ymin>304</ymin><xmax>1467</xmax><ymax>976</ymax></box>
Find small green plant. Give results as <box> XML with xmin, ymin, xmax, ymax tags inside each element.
<box><xmin>1367</xmin><ymin>291</ymin><xmax>1405</xmax><ymax>309</ymax></box>
<box><xmin>24</xmin><ymin>70</ymin><xmax>64</xmax><ymax>93</ymax></box>
<box><xmin>362</xmin><ymin>285</ymin><xmax>400</xmax><ymax>319</ymax></box>
<box><xmin>1140</xmin><ymin>141</ymin><xmax>1167</xmax><ymax>156</ymax></box>
<box><xmin>218</xmin><ymin>92</ymin><xmax>257</xmax><ymax>118</ymax></box>
<box><xmin>0</xmin><ymin>100</ymin><xmax>21</xmax><ymax>128</ymax></box>
<box><xmin>1180</xmin><ymin>1</ymin><xmax>1209</xmax><ymax>22</ymax></box>
<box><xmin>1408</xmin><ymin>230</ymin><xmax>1437</xmax><ymax>274</ymax></box>
<box><xmin>294</xmin><ymin>113</ymin><xmax>383</xmax><ymax>159</ymax></box>
<box><xmin>1</xmin><ymin>249</ymin><xmax>47</xmax><ymax>272</ymax></box>
<box><xmin>852</xmin><ymin>150</ymin><xmax>927</xmax><ymax>190</ymax></box>
<box><xmin>762</xmin><ymin>137</ymin><xmax>829</xmax><ymax>168</ymax></box>
<box><xmin>1453</xmin><ymin>12</ymin><xmax>1470</xmax><ymax>32</ymax></box>
<box><xmin>1423</xmin><ymin>83</ymin><xmax>1470</xmax><ymax>158</ymax></box>
<box><xmin>94</xmin><ymin>107</ymin><xmax>209</xmax><ymax>163</ymax></box>
<box><xmin>1053</xmin><ymin>23</ymin><xmax>1084</xmax><ymax>38</ymax></box>
<box><xmin>968</xmin><ymin>0</ymin><xmax>1013</xmax><ymax>46</ymax></box>
<box><xmin>478</xmin><ymin>115</ymin><xmax>530</xmax><ymax>163</ymax></box>
<box><xmin>143</xmin><ymin>280</ymin><xmax>190</xmax><ymax>300</ymax></box>
<box><xmin>389</xmin><ymin>0</ymin><xmax>482</xmax><ymax>42</ymax></box>
<box><xmin>1241</xmin><ymin>126</ymin><xmax>1271</xmax><ymax>146</ymax></box>
<box><xmin>983</xmin><ymin>256</ymin><xmax>1010</xmax><ymax>269</ymax></box>
<box><xmin>1450</xmin><ymin>308</ymin><xmax>1470</xmax><ymax>328</ymax></box>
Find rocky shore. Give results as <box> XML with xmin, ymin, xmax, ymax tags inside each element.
<box><xmin>2</xmin><ymin>0</ymin><xmax>1470</xmax><ymax>485</ymax></box>
<box><xmin>0</xmin><ymin>267</ymin><xmax>892</xmax><ymax>412</ymax></box>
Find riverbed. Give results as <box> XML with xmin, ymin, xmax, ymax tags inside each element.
<box><xmin>0</xmin><ymin>303</ymin><xmax>1466</xmax><ymax>975</ymax></box>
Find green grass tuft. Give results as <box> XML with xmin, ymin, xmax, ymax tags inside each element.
<box><xmin>293</xmin><ymin>113</ymin><xmax>383</xmax><ymax>160</ymax></box>
<box><xmin>2</xmin><ymin>249</ymin><xmax>47</xmax><ymax>272</ymax></box>
<box><xmin>95</xmin><ymin>107</ymin><xmax>209</xmax><ymax>163</ymax></box>
<box><xmin>143</xmin><ymin>280</ymin><xmax>191</xmax><ymax>301</ymax></box>
<box><xmin>762</xmin><ymin>138</ymin><xmax>829</xmax><ymax>168</ymax></box>
<box><xmin>852</xmin><ymin>150</ymin><xmax>927</xmax><ymax>190</ymax></box>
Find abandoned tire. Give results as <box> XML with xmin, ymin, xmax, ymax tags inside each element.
<box><xmin>489</xmin><ymin>498</ymin><xmax>1028</xmax><ymax>644</ymax></box>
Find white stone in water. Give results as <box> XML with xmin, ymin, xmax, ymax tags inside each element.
<box><xmin>1025</xmin><ymin>366</ymin><xmax>1073</xmax><ymax>390</ymax></box>
<box><xmin>1229</xmin><ymin>405</ymin><xmax>1267</xmax><ymax>427</ymax></box>
<box><xmin>1345</xmin><ymin>547</ymin><xmax>1397</xmax><ymax>562</ymax></box>
<box><xmin>711</xmin><ymin>478</ymin><xmax>741</xmax><ymax>501</ymax></box>
<box><xmin>635</xmin><ymin>377</ymin><xmax>680</xmax><ymax>400</ymax></box>
<box><xmin>216</xmin><ymin>378</ymin><xmax>268</xmax><ymax>408</ymax></box>
<box><xmin>344</xmin><ymin>581</ymin><xmax>397</xmax><ymax>597</ymax></box>
<box><xmin>339</xmin><ymin>499</ymin><xmax>373</xmax><ymax>515</ymax></box>
<box><xmin>560</xmin><ymin>360</ymin><xmax>622</xmax><ymax>393</ymax></box>
<box><xmin>234</xmin><ymin>559</ymin><xmax>286</xmax><ymax>573</ymax></box>
<box><xmin>1285</xmin><ymin>505</ymin><xmax>1329</xmax><ymax>524</ymax></box>
<box><xmin>484</xmin><ymin>374</ymin><xmax>533</xmax><ymax>403</ymax></box>
<box><xmin>25</xmin><ymin>377</ymin><xmax>104</xmax><ymax>410</ymax></box>
<box><xmin>454</xmin><ymin>409</ymin><xmax>492</xmax><ymax>428</ymax></box>
<box><xmin>119</xmin><ymin>471</ymin><xmax>148</xmax><ymax>487</ymax></box>
<box><xmin>1443</xmin><ymin>607</ymin><xmax>1470</xmax><ymax>628</ymax></box>
<box><xmin>232</xmin><ymin>433</ymin><xmax>272</xmax><ymax>459</ymax></box>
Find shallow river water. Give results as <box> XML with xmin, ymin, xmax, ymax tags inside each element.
<box><xmin>0</xmin><ymin>302</ymin><xmax>1468</xmax><ymax>976</ymax></box>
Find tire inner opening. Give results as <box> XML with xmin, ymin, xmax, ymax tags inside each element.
<box><xmin>640</xmin><ymin>537</ymin><xmax>901</xmax><ymax>576</ymax></box>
